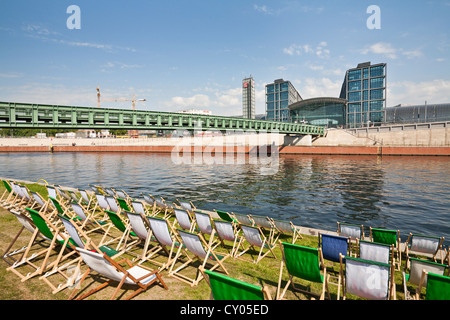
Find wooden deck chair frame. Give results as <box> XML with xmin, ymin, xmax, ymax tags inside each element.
<box><xmin>1</xmin><ymin>179</ymin><xmax>14</xmax><ymax>204</ymax></box>
<box><xmin>131</xmin><ymin>199</ymin><xmax>154</xmax><ymax>217</ymax></box>
<box><xmin>104</xmin><ymin>209</ymin><xmax>140</xmax><ymax>252</ymax></box>
<box><xmin>212</xmin><ymin>219</ymin><xmax>242</xmax><ymax>257</ymax></box>
<box><xmin>169</xmin><ymin>229</ymin><xmax>230</xmax><ymax>287</ymax></box>
<box><xmin>402</xmin><ymin>257</ymin><xmax>448</xmax><ymax>300</ymax></box>
<box><xmin>271</xmin><ymin>218</ymin><xmax>302</xmax><ymax>244</ymax></box>
<box><xmin>339</xmin><ymin>254</ymin><xmax>396</xmax><ymax>300</ymax></box>
<box><xmin>231</xmin><ymin>212</ymin><xmax>254</xmax><ymax>226</ymax></box>
<box><xmin>417</xmin><ymin>271</ymin><xmax>450</xmax><ymax>300</ymax></box>
<box><xmin>200</xmin><ymin>267</ymin><xmax>272</xmax><ymax>300</ymax></box>
<box><xmin>250</xmin><ymin>214</ymin><xmax>277</xmax><ymax>245</ymax></box>
<box><xmin>404</xmin><ymin>233</ymin><xmax>445</xmax><ymax>265</ymax></box>
<box><xmin>69</xmin><ymin>201</ymin><xmax>112</xmax><ymax>235</ymax></box>
<box><xmin>68</xmin><ymin>247</ymin><xmax>168</xmax><ymax>300</ymax></box>
<box><xmin>31</xmin><ymin>191</ymin><xmax>51</xmax><ymax>214</ymax></box>
<box><xmin>369</xmin><ymin>227</ymin><xmax>401</xmax><ymax>270</ymax></box>
<box><xmin>277</xmin><ymin>242</ymin><xmax>330</xmax><ymax>300</ymax></box>
<box><xmin>236</xmin><ymin>224</ymin><xmax>277</xmax><ymax>264</ymax></box>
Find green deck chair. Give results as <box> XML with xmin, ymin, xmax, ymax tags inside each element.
<box><xmin>202</xmin><ymin>268</ymin><xmax>272</xmax><ymax>300</ymax></box>
<box><xmin>104</xmin><ymin>209</ymin><xmax>140</xmax><ymax>252</ymax></box>
<box><xmin>369</xmin><ymin>227</ymin><xmax>401</xmax><ymax>270</ymax></box>
<box><xmin>116</xmin><ymin>197</ymin><xmax>131</xmax><ymax>212</ymax></box>
<box><xmin>277</xmin><ymin>242</ymin><xmax>330</xmax><ymax>300</ymax></box>
<box><xmin>418</xmin><ymin>272</ymin><xmax>450</xmax><ymax>300</ymax></box>
<box><xmin>214</xmin><ymin>209</ymin><xmax>238</xmax><ymax>224</ymax></box>
<box><xmin>1</xmin><ymin>179</ymin><xmax>14</xmax><ymax>204</ymax></box>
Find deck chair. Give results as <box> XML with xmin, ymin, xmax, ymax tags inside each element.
<box><xmin>177</xmin><ymin>199</ymin><xmax>196</xmax><ymax>212</ymax></box>
<box><xmin>104</xmin><ymin>210</ymin><xmax>140</xmax><ymax>252</ymax></box>
<box><xmin>78</xmin><ymin>189</ymin><xmax>94</xmax><ymax>209</ymax></box>
<box><xmin>194</xmin><ymin>211</ymin><xmax>217</xmax><ymax>244</ymax></box>
<box><xmin>124</xmin><ymin>211</ymin><xmax>162</xmax><ymax>263</ymax></box>
<box><xmin>174</xmin><ymin>208</ymin><xmax>196</xmax><ymax>232</ymax></box>
<box><xmin>112</xmin><ymin>188</ymin><xmax>129</xmax><ymax>200</ymax></box>
<box><xmin>116</xmin><ymin>197</ymin><xmax>132</xmax><ymax>212</ymax></box>
<box><xmin>169</xmin><ymin>229</ymin><xmax>230</xmax><ymax>287</ymax></box>
<box><xmin>2</xmin><ymin>209</ymin><xmax>49</xmax><ymax>266</ymax></box>
<box><xmin>105</xmin><ymin>196</ymin><xmax>121</xmax><ymax>214</ymax></box>
<box><xmin>236</xmin><ymin>225</ymin><xmax>277</xmax><ymax>264</ymax></box>
<box><xmin>7</xmin><ymin>208</ymin><xmax>78</xmax><ymax>282</ymax></box>
<box><xmin>146</xmin><ymin>216</ymin><xmax>187</xmax><ymax>270</ymax></box>
<box><xmin>95</xmin><ymin>193</ymin><xmax>110</xmax><ymax>212</ymax></box>
<box><xmin>201</xmin><ymin>268</ymin><xmax>272</xmax><ymax>300</ymax></box>
<box><xmin>337</xmin><ymin>222</ymin><xmax>364</xmax><ymax>256</ymax></box>
<box><xmin>369</xmin><ymin>227</ymin><xmax>401</xmax><ymax>270</ymax></box>
<box><xmin>131</xmin><ymin>199</ymin><xmax>154</xmax><ymax>217</ymax></box>
<box><xmin>271</xmin><ymin>218</ymin><xmax>302</xmax><ymax>244</ymax></box>
<box><xmin>339</xmin><ymin>254</ymin><xmax>395</xmax><ymax>300</ymax></box>
<box><xmin>31</xmin><ymin>191</ymin><xmax>50</xmax><ymax>213</ymax></box>
<box><xmin>231</xmin><ymin>212</ymin><xmax>254</xmax><ymax>226</ymax></box>
<box><xmin>417</xmin><ymin>272</ymin><xmax>450</xmax><ymax>300</ymax></box>
<box><xmin>68</xmin><ymin>247</ymin><xmax>168</xmax><ymax>300</ymax></box>
<box><xmin>402</xmin><ymin>257</ymin><xmax>448</xmax><ymax>300</ymax></box>
<box><xmin>1</xmin><ymin>179</ymin><xmax>14</xmax><ymax>204</ymax></box>
<box><xmin>212</xmin><ymin>219</ymin><xmax>242</xmax><ymax>257</ymax></box>
<box><xmin>277</xmin><ymin>242</ymin><xmax>330</xmax><ymax>300</ymax></box>
<box><xmin>358</xmin><ymin>240</ymin><xmax>393</xmax><ymax>265</ymax></box>
<box><xmin>54</xmin><ymin>185</ymin><xmax>72</xmax><ymax>202</ymax></box>
<box><xmin>69</xmin><ymin>201</ymin><xmax>111</xmax><ymax>235</ymax></box>
<box><xmin>214</xmin><ymin>209</ymin><xmax>238</xmax><ymax>224</ymax></box>
<box><xmin>404</xmin><ymin>233</ymin><xmax>445</xmax><ymax>265</ymax></box>
<box><xmin>250</xmin><ymin>214</ymin><xmax>277</xmax><ymax>245</ymax></box>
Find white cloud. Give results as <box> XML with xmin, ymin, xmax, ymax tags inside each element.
<box><xmin>283</xmin><ymin>42</ymin><xmax>330</xmax><ymax>58</ymax></box>
<box><xmin>360</xmin><ymin>42</ymin><xmax>423</xmax><ymax>60</ymax></box>
<box><xmin>387</xmin><ymin>79</ymin><xmax>450</xmax><ymax>106</ymax></box>
<box><xmin>295</xmin><ymin>78</ymin><xmax>343</xmax><ymax>99</ymax></box>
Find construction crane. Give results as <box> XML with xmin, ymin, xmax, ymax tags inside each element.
<box><xmin>96</xmin><ymin>86</ymin><xmax>146</xmax><ymax>110</ymax></box>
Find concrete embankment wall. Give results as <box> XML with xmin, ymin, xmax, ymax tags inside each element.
<box><xmin>0</xmin><ymin>123</ymin><xmax>449</xmax><ymax>156</ymax></box>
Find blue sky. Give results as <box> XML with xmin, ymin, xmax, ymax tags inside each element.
<box><xmin>0</xmin><ymin>0</ymin><xmax>449</xmax><ymax>116</ymax></box>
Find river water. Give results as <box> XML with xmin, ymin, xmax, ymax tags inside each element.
<box><xmin>1</xmin><ymin>152</ymin><xmax>449</xmax><ymax>246</ymax></box>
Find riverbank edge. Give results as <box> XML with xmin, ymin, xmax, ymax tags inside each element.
<box><xmin>1</xmin><ymin>145</ymin><xmax>450</xmax><ymax>156</ymax></box>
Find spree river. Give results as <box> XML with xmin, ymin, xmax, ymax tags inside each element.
<box><xmin>1</xmin><ymin>152</ymin><xmax>449</xmax><ymax>246</ymax></box>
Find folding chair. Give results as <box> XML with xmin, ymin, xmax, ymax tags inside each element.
<box><xmin>369</xmin><ymin>227</ymin><xmax>401</xmax><ymax>270</ymax></box>
<box><xmin>250</xmin><ymin>214</ymin><xmax>277</xmax><ymax>245</ymax></box>
<box><xmin>174</xmin><ymin>208</ymin><xmax>196</xmax><ymax>232</ymax></box>
<box><xmin>105</xmin><ymin>196</ymin><xmax>121</xmax><ymax>214</ymax></box>
<box><xmin>146</xmin><ymin>216</ymin><xmax>187</xmax><ymax>270</ymax></box>
<box><xmin>194</xmin><ymin>210</ymin><xmax>217</xmax><ymax>244</ymax></box>
<box><xmin>169</xmin><ymin>229</ymin><xmax>230</xmax><ymax>287</ymax></box>
<box><xmin>277</xmin><ymin>242</ymin><xmax>330</xmax><ymax>300</ymax></box>
<box><xmin>271</xmin><ymin>218</ymin><xmax>302</xmax><ymax>244</ymax></box>
<box><xmin>337</xmin><ymin>222</ymin><xmax>364</xmax><ymax>256</ymax></box>
<box><xmin>402</xmin><ymin>257</ymin><xmax>448</xmax><ymax>300</ymax></box>
<box><xmin>319</xmin><ymin>233</ymin><xmax>349</xmax><ymax>264</ymax></box>
<box><xmin>214</xmin><ymin>209</ymin><xmax>238</xmax><ymax>224</ymax></box>
<box><xmin>31</xmin><ymin>191</ymin><xmax>51</xmax><ymax>213</ymax></box>
<box><xmin>212</xmin><ymin>219</ymin><xmax>242</xmax><ymax>257</ymax></box>
<box><xmin>68</xmin><ymin>248</ymin><xmax>168</xmax><ymax>300</ymax></box>
<box><xmin>201</xmin><ymin>268</ymin><xmax>272</xmax><ymax>300</ymax></box>
<box><xmin>417</xmin><ymin>272</ymin><xmax>450</xmax><ymax>300</ymax></box>
<box><xmin>104</xmin><ymin>210</ymin><xmax>140</xmax><ymax>252</ymax></box>
<box><xmin>231</xmin><ymin>212</ymin><xmax>254</xmax><ymax>226</ymax></box>
<box><xmin>116</xmin><ymin>197</ymin><xmax>132</xmax><ymax>212</ymax></box>
<box><xmin>69</xmin><ymin>201</ymin><xmax>111</xmax><ymax>234</ymax></box>
<box><xmin>358</xmin><ymin>240</ymin><xmax>393</xmax><ymax>264</ymax></box>
<box><xmin>404</xmin><ymin>233</ymin><xmax>445</xmax><ymax>265</ymax></box>
<box><xmin>236</xmin><ymin>225</ymin><xmax>277</xmax><ymax>264</ymax></box>
<box><xmin>54</xmin><ymin>185</ymin><xmax>72</xmax><ymax>202</ymax></box>
<box><xmin>177</xmin><ymin>199</ymin><xmax>196</xmax><ymax>212</ymax></box>
<box><xmin>131</xmin><ymin>199</ymin><xmax>154</xmax><ymax>217</ymax></box>
<box><xmin>0</xmin><ymin>179</ymin><xmax>14</xmax><ymax>204</ymax></box>
<box><xmin>339</xmin><ymin>255</ymin><xmax>395</xmax><ymax>300</ymax></box>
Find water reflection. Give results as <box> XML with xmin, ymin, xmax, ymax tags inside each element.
<box><xmin>0</xmin><ymin>152</ymin><xmax>449</xmax><ymax>245</ymax></box>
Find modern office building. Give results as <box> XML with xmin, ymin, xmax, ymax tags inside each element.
<box><xmin>242</xmin><ymin>77</ymin><xmax>255</xmax><ymax>119</ymax></box>
<box><xmin>289</xmin><ymin>97</ymin><xmax>347</xmax><ymax>128</ymax></box>
<box><xmin>340</xmin><ymin>62</ymin><xmax>387</xmax><ymax>128</ymax></box>
<box><xmin>266</xmin><ymin>79</ymin><xmax>302</xmax><ymax>122</ymax></box>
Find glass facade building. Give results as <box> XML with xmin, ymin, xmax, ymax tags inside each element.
<box><xmin>385</xmin><ymin>103</ymin><xmax>450</xmax><ymax>124</ymax></box>
<box><xmin>340</xmin><ymin>62</ymin><xmax>386</xmax><ymax>128</ymax></box>
<box><xmin>266</xmin><ymin>79</ymin><xmax>302</xmax><ymax>122</ymax></box>
<box><xmin>242</xmin><ymin>77</ymin><xmax>255</xmax><ymax>119</ymax></box>
<box><xmin>289</xmin><ymin>97</ymin><xmax>347</xmax><ymax>128</ymax></box>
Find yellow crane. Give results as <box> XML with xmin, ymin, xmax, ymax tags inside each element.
<box><xmin>96</xmin><ymin>86</ymin><xmax>146</xmax><ymax>110</ymax></box>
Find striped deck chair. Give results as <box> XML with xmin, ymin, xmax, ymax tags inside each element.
<box><xmin>201</xmin><ymin>268</ymin><xmax>272</xmax><ymax>300</ymax></box>
<box><xmin>236</xmin><ymin>225</ymin><xmax>277</xmax><ymax>264</ymax></box>
<box><xmin>169</xmin><ymin>229</ymin><xmax>230</xmax><ymax>287</ymax></box>
<box><xmin>417</xmin><ymin>272</ymin><xmax>450</xmax><ymax>300</ymax></box>
<box><xmin>277</xmin><ymin>242</ymin><xmax>330</xmax><ymax>300</ymax></box>
<box><xmin>339</xmin><ymin>254</ymin><xmax>395</xmax><ymax>300</ymax></box>
<box><xmin>404</xmin><ymin>233</ymin><xmax>445</xmax><ymax>265</ymax></box>
<box><xmin>402</xmin><ymin>257</ymin><xmax>448</xmax><ymax>300</ymax></box>
<box><xmin>68</xmin><ymin>248</ymin><xmax>168</xmax><ymax>300</ymax></box>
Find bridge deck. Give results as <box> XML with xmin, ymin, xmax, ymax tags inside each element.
<box><xmin>0</xmin><ymin>101</ymin><xmax>325</xmax><ymax>136</ymax></box>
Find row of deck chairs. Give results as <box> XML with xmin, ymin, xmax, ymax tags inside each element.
<box><xmin>1</xmin><ymin>179</ymin><xmax>449</xmax><ymax>300</ymax></box>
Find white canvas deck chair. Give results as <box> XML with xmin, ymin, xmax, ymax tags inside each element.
<box><xmin>194</xmin><ymin>210</ymin><xmax>217</xmax><ymax>246</ymax></box>
<box><xmin>131</xmin><ymin>199</ymin><xmax>154</xmax><ymax>217</ymax></box>
<box><xmin>147</xmin><ymin>216</ymin><xmax>187</xmax><ymax>270</ymax></box>
<box><xmin>339</xmin><ymin>254</ymin><xmax>396</xmax><ymax>300</ymax></box>
<box><xmin>31</xmin><ymin>191</ymin><xmax>51</xmax><ymax>214</ymax></box>
<box><xmin>54</xmin><ymin>185</ymin><xmax>72</xmax><ymax>202</ymax></box>
<box><xmin>177</xmin><ymin>199</ymin><xmax>196</xmax><ymax>212</ymax></box>
<box><xmin>402</xmin><ymin>257</ymin><xmax>448</xmax><ymax>300</ymax></box>
<box><xmin>68</xmin><ymin>248</ymin><xmax>168</xmax><ymax>300</ymax></box>
<box><xmin>271</xmin><ymin>218</ymin><xmax>302</xmax><ymax>244</ymax></box>
<box><xmin>249</xmin><ymin>214</ymin><xmax>277</xmax><ymax>245</ymax></box>
<box><xmin>358</xmin><ymin>240</ymin><xmax>393</xmax><ymax>265</ymax></box>
<box><xmin>174</xmin><ymin>208</ymin><xmax>196</xmax><ymax>232</ymax></box>
<box><xmin>212</xmin><ymin>219</ymin><xmax>242</xmax><ymax>257</ymax></box>
<box><xmin>78</xmin><ymin>189</ymin><xmax>94</xmax><ymax>209</ymax></box>
<box><xmin>236</xmin><ymin>224</ymin><xmax>277</xmax><ymax>264</ymax></box>
<box><xmin>124</xmin><ymin>211</ymin><xmax>162</xmax><ymax>264</ymax></box>
<box><xmin>2</xmin><ymin>209</ymin><xmax>49</xmax><ymax>266</ymax></box>
<box><xmin>369</xmin><ymin>227</ymin><xmax>401</xmax><ymax>270</ymax></box>
<box><xmin>337</xmin><ymin>222</ymin><xmax>364</xmax><ymax>256</ymax></box>
<box><xmin>70</xmin><ymin>201</ymin><xmax>112</xmax><ymax>235</ymax></box>
<box><xmin>231</xmin><ymin>212</ymin><xmax>254</xmax><ymax>226</ymax></box>
<box><xmin>105</xmin><ymin>196</ymin><xmax>121</xmax><ymax>214</ymax></box>
<box><xmin>404</xmin><ymin>233</ymin><xmax>445</xmax><ymax>265</ymax></box>
<box><xmin>169</xmin><ymin>229</ymin><xmax>230</xmax><ymax>287</ymax></box>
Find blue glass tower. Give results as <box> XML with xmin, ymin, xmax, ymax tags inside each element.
<box><xmin>265</xmin><ymin>79</ymin><xmax>302</xmax><ymax>122</ymax></box>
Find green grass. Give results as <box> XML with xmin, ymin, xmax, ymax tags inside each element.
<box><xmin>0</xmin><ymin>180</ymin><xmax>437</xmax><ymax>300</ymax></box>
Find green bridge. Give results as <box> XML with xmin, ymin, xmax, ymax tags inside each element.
<box><xmin>0</xmin><ymin>101</ymin><xmax>325</xmax><ymax>136</ymax></box>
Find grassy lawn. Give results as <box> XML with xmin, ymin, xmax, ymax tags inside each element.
<box><xmin>0</xmin><ymin>180</ymin><xmax>431</xmax><ymax>301</ymax></box>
